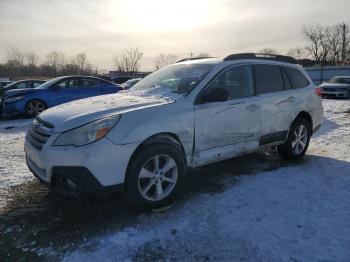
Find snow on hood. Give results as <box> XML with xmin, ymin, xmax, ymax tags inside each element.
<box><xmin>38</xmin><ymin>87</ymin><xmax>183</xmax><ymax>132</ymax></box>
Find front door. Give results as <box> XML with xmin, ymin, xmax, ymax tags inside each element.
<box><xmin>194</xmin><ymin>65</ymin><xmax>262</xmax><ymax>166</ymax></box>
<box><xmin>49</xmin><ymin>77</ymin><xmax>80</xmax><ymax>106</ymax></box>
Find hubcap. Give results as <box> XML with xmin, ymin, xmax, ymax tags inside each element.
<box><xmin>138</xmin><ymin>154</ymin><xmax>178</xmax><ymax>202</ymax></box>
<box><xmin>27</xmin><ymin>100</ymin><xmax>46</xmax><ymax>116</ymax></box>
<box><xmin>292</xmin><ymin>124</ymin><xmax>308</xmax><ymax>154</ymax></box>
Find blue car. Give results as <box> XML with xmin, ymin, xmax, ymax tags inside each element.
<box><xmin>1</xmin><ymin>76</ymin><xmax>121</xmax><ymax>117</ymax></box>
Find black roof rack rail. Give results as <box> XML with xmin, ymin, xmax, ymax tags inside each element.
<box><xmin>176</xmin><ymin>57</ymin><xmax>214</xmax><ymax>63</ymax></box>
<box><xmin>223</xmin><ymin>53</ymin><xmax>297</xmax><ymax>64</ymax></box>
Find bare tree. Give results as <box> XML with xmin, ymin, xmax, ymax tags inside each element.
<box><xmin>154</xmin><ymin>53</ymin><xmax>178</xmax><ymax>70</ymax></box>
<box><xmin>259</xmin><ymin>48</ymin><xmax>279</xmax><ymax>55</ymax></box>
<box><xmin>287</xmin><ymin>47</ymin><xmax>308</xmax><ymax>60</ymax></box>
<box><xmin>74</xmin><ymin>53</ymin><xmax>87</xmax><ymax>72</ymax></box>
<box><xmin>113</xmin><ymin>47</ymin><xmax>143</xmax><ymax>74</ymax></box>
<box><xmin>302</xmin><ymin>24</ymin><xmax>330</xmax><ymax>64</ymax></box>
<box><xmin>25</xmin><ymin>52</ymin><xmax>40</xmax><ymax>66</ymax></box>
<box><xmin>45</xmin><ymin>50</ymin><xmax>65</xmax><ymax>76</ymax></box>
<box><xmin>7</xmin><ymin>47</ymin><xmax>25</xmax><ymax>67</ymax></box>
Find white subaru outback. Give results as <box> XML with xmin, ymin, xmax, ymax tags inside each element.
<box><xmin>24</xmin><ymin>53</ymin><xmax>323</xmax><ymax>207</ymax></box>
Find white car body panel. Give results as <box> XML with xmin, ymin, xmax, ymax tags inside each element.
<box><xmin>24</xmin><ymin>58</ymin><xmax>323</xmax><ymax>189</ymax></box>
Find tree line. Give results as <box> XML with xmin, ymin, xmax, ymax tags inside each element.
<box><xmin>1</xmin><ymin>22</ymin><xmax>349</xmax><ymax>79</ymax></box>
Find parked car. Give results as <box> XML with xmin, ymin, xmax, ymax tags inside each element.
<box><xmin>0</xmin><ymin>80</ymin><xmax>13</xmax><ymax>88</ymax></box>
<box><xmin>24</xmin><ymin>53</ymin><xmax>323</xmax><ymax>208</ymax></box>
<box><xmin>121</xmin><ymin>78</ymin><xmax>142</xmax><ymax>90</ymax></box>
<box><xmin>0</xmin><ymin>79</ymin><xmax>46</xmax><ymax>95</ymax></box>
<box><xmin>2</xmin><ymin>76</ymin><xmax>121</xmax><ymax>117</ymax></box>
<box><xmin>320</xmin><ymin>76</ymin><xmax>350</xmax><ymax>99</ymax></box>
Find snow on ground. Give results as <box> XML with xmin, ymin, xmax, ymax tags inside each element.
<box><xmin>63</xmin><ymin>99</ymin><xmax>350</xmax><ymax>262</ymax></box>
<box><xmin>0</xmin><ymin>99</ymin><xmax>350</xmax><ymax>261</ymax></box>
<box><xmin>0</xmin><ymin>118</ymin><xmax>32</xmax><ymax>191</ymax></box>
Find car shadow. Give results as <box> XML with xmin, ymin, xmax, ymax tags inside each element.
<box><xmin>0</xmin><ymin>150</ymin><xmax>348</xmax><ymax>260</ymax></box>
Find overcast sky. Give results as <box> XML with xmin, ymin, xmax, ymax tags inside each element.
<box><xmin>0</xmin><ymin>0</ymin><xmax>349</xmax><ymax>71</ymax></box>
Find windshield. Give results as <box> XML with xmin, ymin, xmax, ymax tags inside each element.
<box><xmin>132</xmin><ymin>64</ymin><xmax>215</xmax><ymax>94</ymax></box>
<box><xmin>36</xmin><ymin>77</ymin><xmax>65</xmax><ymax>89</ymax></box>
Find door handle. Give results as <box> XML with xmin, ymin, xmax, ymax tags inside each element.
<box><xmin>275</xmin><ymin>96</ymin><xmax>296</xmax><ymax>105</ymax></box>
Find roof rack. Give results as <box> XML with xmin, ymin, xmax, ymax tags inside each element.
<box><xmin>223</xmin><ymin>53</ymin><xmax>297</xmax><ymax>64</ymax></box>
<box><xmin>176</xmin><ymin>57</ymin><xmax>214</xmax><ymax>63</ymax></box>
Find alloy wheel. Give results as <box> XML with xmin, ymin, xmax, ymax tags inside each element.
<box><xmin>27</xmin><ymin>100</ymin><xmax>46</xmax><ymax>116</ymax></box>
<box><xmin>138</xmin><ymin>154</ymin><xmax>178</xmax><ymax>202</ymax></box>
<box><xmin>291</xmin><ymin>124</ymin><xmax>308</xmax><ymax>154</ymax></box>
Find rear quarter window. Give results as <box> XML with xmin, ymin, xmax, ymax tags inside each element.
<box><xmin>254</xmin><ymin>64</ymin><xmax>284</xmax><ymax>94</ymax></box>
<box><xmin>284</xmin><ymin>67</ymin><xmax>309</xmax><ymax>89</ymax></box>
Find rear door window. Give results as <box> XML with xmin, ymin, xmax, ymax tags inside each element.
<box><xmin>254</xmin><ymin>64</ymin><xmax>284</xmax><ymax>94</ymax></box>
<box><xmin>284</xmin><ymin>67</ymin><xmax>309</xmax><ymax>88</ymax></box>
<box><xmin>80</xmin><ymin>78</ymin><xmax>97</xmax><ymax>88</ymax></box>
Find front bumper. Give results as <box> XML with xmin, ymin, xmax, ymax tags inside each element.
<box><xmin>1</xmin><ymin>101</ymin><xmax>25</xmax><ymax>117</ymax></box>
<box><xmin>24</xmin><ymin>134</ymin><xmax>139</xmax><ymax>192</ymax></box>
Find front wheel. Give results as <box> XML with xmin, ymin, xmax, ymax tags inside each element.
<box><xmin>278</xmin><ymin>118</ymin><xmax>311</xmax><ymax>160</ymax></box>
<box><xmin>125</xmin><ymin>143</ymin><xmax>185</xmax><ymax>208</ymax></box>
<box><xmin>25</xmin><ymin>99</ymin><xmax>47</xmax><ymax>117</ymax></box>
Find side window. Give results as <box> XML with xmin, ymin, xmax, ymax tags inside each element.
<box><xmin>80</xmin><ymin>78</ymin><xmax>97</xmax><ymax>88</ymax></box>
<box><xmin>206</xmin><ymin>65</ymin><xmax>254</xmax><ymax>100</ymax></box>
<box><xmin>15</xmin><ymin>82</ymin><xmax>27</xmax><ymax>89</ymax></box>
<box><xmin>281</xmin><ymin>68</ymin><xmax>293</xmax><ymax>90</ymax></box>
<box><xmin>33</xmin><ymin>81</ymin><xmax>43</xmax><ymax>88</ymax></box>
<box><xmin>284</xmin><ymin>67</ymin><xmax>309</xmax><ymax>89</ymax></box>
<box><xmin>339</xmin><ymin>78</ymin><xmax>350</xmax><ymax>84</ymax></box>
<box><xmin>55</xmin><ymin>79</ymin><xmax>79</xmax><ymax>89</ymax></box>
<box><xmin>254</xmin><ymin>64</ymin><xmax>284</xmax><ymax>94</ymax></box>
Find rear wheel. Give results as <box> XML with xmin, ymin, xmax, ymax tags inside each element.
<box><xmin>25</xmin><ymin>99</ymin><xmax>47</xmax><ymax>117</ymax></box>
<box><xmin>278</xmin><ymin>118</ymin><xmax>311</xmax><ymax>160</ymax></box>
<box><xmin>125</xmin><ymin>143</ymin><xmax>185</xmax><ymax>208</ymax></box>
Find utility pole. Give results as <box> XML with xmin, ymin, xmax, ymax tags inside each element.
<box><xmin>340</xmin><ymin>22</ymin><xmax>346</xmax><ymax>64</ymax></box>
<box><xmin>188</xmin><ymin>52</ymin><xmax>193</xmax><ymax>58</ymax></box>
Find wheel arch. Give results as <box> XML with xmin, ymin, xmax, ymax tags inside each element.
<box><xmin>25</xmin><ymin>98</ymin><xmax>48</xmax><ymax>110</ymax></box>
<box><xmin>124</xmin><ymin>132</ymin><xmax>187</xmax><ymax>188</ymax></box>
<box><xmin>294</xmin><ymin>111</ymin><xmax>313</xmax><ymax>131</ymax></box>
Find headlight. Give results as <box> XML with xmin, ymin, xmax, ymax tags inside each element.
<box><xmin>53</xmin><ymin>115</ymin><xmax>121</xmax><ymax>146</ymax></box>
<box><xmin>5</xmin><ymin>96</ymin><xmax>24</xmax><ymax>103</ymax></box>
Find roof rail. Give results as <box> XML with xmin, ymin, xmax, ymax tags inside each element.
<box><xmin>223</xmin><ymin>53</ymin><xmax>297</xmax><ymax>64</ymax></box>
<box><xmin>176</xmin><ymin>57</ymin><xmax>214</xmax><ymax>63</ymax></box>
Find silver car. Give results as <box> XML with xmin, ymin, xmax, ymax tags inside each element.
<box><xmin>320</xmin><ymin>76</ymin><xmax>350</xmax><ymax>99</ymax></box>
<box><xmin>24</xmin><ymin>53</ymin><xmax>323</xmax><ymax>208</ymax></box>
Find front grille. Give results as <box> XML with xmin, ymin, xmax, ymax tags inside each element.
<box><xmin>27</xmin><ymin>117</ymin><xmax>54</xmax><ymax>150</ymax></box>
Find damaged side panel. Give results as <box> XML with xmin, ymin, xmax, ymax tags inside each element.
<box><xmin>193</xmin><ymin>96</ymin><xmax>262</xmax><ymax>167</ymax></box>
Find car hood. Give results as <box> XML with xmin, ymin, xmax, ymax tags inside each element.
<box><xmin>4</xmin><ymin>88</ymin><xmax>37</xmax><ymax>97</ymax></box>
<box><xmin>38</xmin><ymin>87</ymin><xmax>183</xmax><ymax>132</ymax></box>
<box><xmin>320</xmin><ymin>83</ymin><xmax>350</xmax><ymax>88</ymax></box>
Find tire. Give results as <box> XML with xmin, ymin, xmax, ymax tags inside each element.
<box><xmin>278</xmin><ymin>118</ymin><xmax>311</xmax><ymax>160</ymax></box>
<box><xmin>25</xmin><ymin>99</ymin><xmax>47</xmax><ymax>117</ymax></box>
<box><xmin>125</xmin><ymin>143</ymin><xmax>186</xmax><ymax>208</ymax></box>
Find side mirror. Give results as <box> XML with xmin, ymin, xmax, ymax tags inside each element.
<box><xmin>202</xmin><ymin>88</ymin><xmax>229</xmax><ymax>103</ymax></box>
